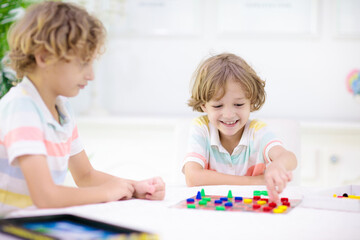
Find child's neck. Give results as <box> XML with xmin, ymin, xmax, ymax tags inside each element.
<box><xmin>219</xmin><ymin>128</ymin><xmax>244</xmax><ymax>155</ymax></box>
<box><xmin>27</xmin><ymin>74</ymin><xmax>60</xmax><ymax>124</ymax></box>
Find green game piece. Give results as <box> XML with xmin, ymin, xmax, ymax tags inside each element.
<box><xmin>227</xmin><ymin>190</ymin><xmax>233</xmax><ymax>199</ymax></box>
<box><xmin>202</xmin><ymin>197</ymin><xmax>211</xmax><ymax>202</ymax></box>
<box><xmin>201</xmin><ymin>188</ymin><xmax>205</xmax><ymax>197</ymax></box>
<box><xmin>261</xmin><ymin>191</ymin><xmax>268</xmax><ymax>196</ymax></box>
<box><xmin>187</xmin><ymin>204</ymin><xmax>196</xmax><ymax>209</ymax></box>
<box><xmin>199</xmin><ymin>200</ymin><xmax>207</xmax><ymax>205</ymax></box>
<box><xmin>215</xmin><ymin>206</ymin><xmax>226</xmax><ymax>211</ymax></box>
<box><xmin>253</xmin><ymin>190</ymin><xmax>261</xmax><ymax>196</ymax></box>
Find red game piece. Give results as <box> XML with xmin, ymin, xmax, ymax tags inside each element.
<box><xmin>282</xmin><ymin>201</ymin><xmax>291</xmax><ymax>207</ymax></box>
<box><xmin>268</xmin><ymin>202</ymin><xmax>277</xmax><ymax>208</ymax></box>
<box><xmin>281</xmin><ymin>197</ymin><xmax>289</xmax><ymax>203</ymax></box>
<box><xmin>263</xmin><ymin>206</ymin><xmax>272</xmax><ymax>212</ymax></box>
<box><xmin>253</xmin><ymin>204</ymin><xmax>261</xmax><ymax>209</ymax></box>
<box><xmin>253</xmin><ymin>196</ymin><xmax>261</xmax><ymax>201</ymax></box>
<box><xmin>260</xmin><ymin>198</ymin><xmax>269</xmax><ymax>203</ymax></box>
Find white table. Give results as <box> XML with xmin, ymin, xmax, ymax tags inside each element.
<box><xmin>5</xmin><ymin>185</ymin><xmax>360</xmax><ymax>240</ymax></box>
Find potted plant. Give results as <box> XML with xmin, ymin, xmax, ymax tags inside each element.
<box><xmin>0</xmin><ymin>0</ymin><xmax>38</xmax><ymax>99</ymax></box>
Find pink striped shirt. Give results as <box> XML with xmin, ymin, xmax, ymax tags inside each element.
<box><xmin>0</xmin><ymin>77</ymin><xmax>83</xmax><ymax>216</ymax></box>
<box><xmin>183</xmin><ymin>116</ymin><xmax>282</xmax><ymax>176</ymax></box>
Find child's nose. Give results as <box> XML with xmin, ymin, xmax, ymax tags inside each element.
<box><xmin>85</xmin><ymin>67</ymin><xmax>95</xmax><ymax>81</ymax></box>
<box><xmin>222</xmin><ymin>107</ymin><xmax>235</xmax><ymax>118</ymax></box>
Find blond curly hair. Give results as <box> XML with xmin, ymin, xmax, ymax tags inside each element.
<box><xmin>188</xmin><ymin>53</ymin><xmax>266</xmax><ymax>112</ymax></box>
<box><xmin>7</xmin><ymin>1</ymin><xmax>106</xmax><ymax>78</ymax></box>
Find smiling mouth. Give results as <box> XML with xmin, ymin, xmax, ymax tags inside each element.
<box><xmin>220</xmin><ymin>120</ymin><xmax>239</xmax><ymax>127</ymax></box>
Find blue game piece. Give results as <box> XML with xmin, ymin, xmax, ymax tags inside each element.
<box><xmin>196</xmin><ymin>191</ymin><xmax>202</xmax><ymax>200</ymax></box>
<box><xmin>187</xmin><ymin>198</ymin><xmax>195</xmax><ymax>203</ymax></box>
<box><xmin>235</xmin><ymin>196</ymin><xmax>243</xmax><ymax>202</ymax></box>
<box><xmin>220</xmin><ymin>197</ymin><xmax>228</xmax><ymax>201</ymax></box>
<box><xmin>214</xmin><ymin>200</ymin><xmax>222</xmax><ymax>204</ymax></box>
<box><xmin>224</xmin><ymin>202</ymin><xmax>233</xmax><ymax>207</ymax></box>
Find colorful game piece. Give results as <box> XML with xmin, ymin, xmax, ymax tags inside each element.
<box><xmin>253</xmin><ymin>190</ymin><xmax>261</xmax><ymax>196</ymax></box>
<box><xmin>252</xmin><ymin>204</ymin><xmax>261</xmax><ymax>209</ymax></box>
<box><xmin>196</xmin><ymin>191</ymin><xmax>202</xmax><ymax>200</ymax></box>
<box><xmin>257</xmin><ymin>200</ymin><xmax>267</xmax><ymax>205</ymax></box>
<box><xmin>224</xmin><ymin>202</ymin><xmax>233</xmax><ymax>208</ymax></box>
<box><xmin>343</xmin><ymin>193</ymin><xmax>348</xmax><ymax>197</ymax></box>
<box><xmin>268</xmin><ymin>202</ymin><xmax>277</xmax><ymax>208</ymax></box>
<box><xmin>278</xmin><ymin>205</ymin><xmax>288</xmax><ymax>211</ymax></box>
<box><xmin>273</xmin><ymin>208</ymin><xmax>284</xmax><ymax>214</ymax></box>
<box><xmin>253</xmin><ymin>196</ymin><xmax>261</xmax><ymax>201</ymax></box>
<box><xmin>282</xmin><ymin>201</ymin><xmax>291</xmax><ymax>207</ymax></box>
<box><xmin>187</xmin><ymin>204</ymin><xmax>196</xmax><ymax>209</ymax></box>
<box><xmin>261</xmin><ymin>191</ymin><xmax>268</xmax><ymax>196</ymax></box>
<box><xmin>281</xmin><ymin>197</ymin><xmax>289</xmax><ymax>203</ymax></box>
<box><xmin>202</xmin><ymin>197</ymin><xmax>211</xmax><ymax>202</ymax></box>
<box><xmin>243</xmin><ymin>199</ymin><xmax>252</xmax><ymax>204</ymax></box>
<box><xmin>263</xmin><ymin>206</ymin><xmax>272</xmax><ymax>212</ymax></box>
<box><xmin>186</xmin><ymin>198</ymin><xmax>195</xmax><ymax>203</ymax></box>
<box><xmin>349</xmin><ymin>195</ymin><xmax>360</xmax><ymax>200</ymax></box>
<box><xmin>216</xmin><ymin>206</ymin><xmax>225</xmax><ymax>211</ymax></box>
<box><xmin>214</xmin><ymin>200</ymin><xmax>222</xmax><ymax>205</ymax></box>
<box><xmin>199</xmin><ymin>200</ymin><xmax>207</xmax><ymax>206</ymax></box>
<box><xmin>227</xmin><ymin>190</ymin><xmax>233</xmax><ymax>199</ymax></box>
<box><xmin>201</xmin><ymin>189</ymin><xmax>205</xmax><ymax>197</ymax></box>
<box><xmin>235</xmin><ymin>197</ymin><xmax>243</xmax><ymax>202</ymax></box>
<box><xmin>220</xmin><ymin>197</ymin><xmax>228</xmax><ymax>201</ymax></box>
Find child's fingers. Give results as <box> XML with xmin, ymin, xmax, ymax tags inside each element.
<box><xmin>286</xmin><ymin>171</ymin><xmax>293</xmax><ymax>181</ymax></box>
<box><xmin>266</xmin><ymin>177</ymin><xmax>278</xmax><ymax>202</ymax></box>
<box><xmin>145</xmin><ymin>189</ymin><xmax>165</xmax><ymax>200</ymax></box>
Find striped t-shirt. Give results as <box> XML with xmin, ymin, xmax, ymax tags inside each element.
<box><xmin>183</xmin><ymin>115</ymin><xmax>282</xmax><ymax>176</ymax></box>
<box><xmin>0</xmin><ymin>77</ymin><xmax>83</xmax><ymax>216</ymax></box>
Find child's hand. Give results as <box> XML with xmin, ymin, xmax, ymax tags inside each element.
<box><xmin>264</xmin><ymin>162</ymin><xmax>292</xmax><ymax>202</ymax></box>
<box><xmin>102</xmin><ymin>178</ymin><xmax>135</xmax><ymax>201</ymax></box>
<box><xmin>133</xmin><ymin>177</ymin><xmax>166</xmax><ymax>200</ymax></box>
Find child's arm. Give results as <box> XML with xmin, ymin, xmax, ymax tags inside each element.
<box><xmin>18</xmin><ymin>154</ymin><xmax>134</xmax><ymax>208</ymax></box>
<box><xmin>183</xmin><ymin>162</ymin><xmax>265</xmax><ymax>187</ymax></box>
<box><xmin>265</xmin><ymin>145</ymin><xmax>297</xmax><ymax>202</ymax></box>
<box><xmin>69</xmin><ymin>151</ymin><xmax>165</xmax><ymax>200</ymax></box>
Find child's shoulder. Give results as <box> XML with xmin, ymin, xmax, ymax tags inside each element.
<box><xmin>192</xmin><ymin>115</ymin><xmax>210</xmax><ymax>127</ymax></box>
<box><xmin>248</xmin><ymin>119</ymin><xmax>268</xmax><ymax>132</ymax></box>
<box><xmin>0</xmin><ymin>82</ymin><xmax>40</xmax><ymax>117</ymax></box>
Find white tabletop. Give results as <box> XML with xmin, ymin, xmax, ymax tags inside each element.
<box><xmin>6</xmin><ymin>185</ymin><xmax>360</xmax><ymax>240</ymax></box>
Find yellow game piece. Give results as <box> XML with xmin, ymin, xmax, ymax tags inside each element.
<box><xmin>243</xmin><ymin>198</ymin><xmax>252</xmax><ymax>204</ymax></box>
<box><xmin>257</xmin><ymin>200</ymin><xmax>267</xmax><ymax>205</ymax></box>
<box><xmin>333</xmin><ymin>194</ymin><xmax>337</xmax><ymax>198</ymax></box>
<box><xmin>273</xmin><ymin>208</ymin><xmax>284</xmax><ymax>214</ymax></box>
<box><xmin>278</xmin><ymin>205</ymin><xmax>288</xmax><ymax>211</ymax></box>
<box><xmin>349</xmin><ymin>195</ymin><xmax>360</xmax><ymax>200</ymax></box>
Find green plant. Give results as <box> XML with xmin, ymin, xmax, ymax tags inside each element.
<box><xmin>0</xmin><ymin>0</ymin><xmax>39</xmax><ymax>98</ymax></box>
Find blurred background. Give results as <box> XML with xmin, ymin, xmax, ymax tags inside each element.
<box><xmin>64</xmin><ymin>0</ymin><xmax>360</xmax><ymax>122</ymax></box>
<box><xmin>1</xmin><ymin>0</ymin><xmax>360</xmax><ymax>187</ymax></box>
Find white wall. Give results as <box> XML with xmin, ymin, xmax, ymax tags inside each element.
<box><xmin>70</xmin><ymin>0</ymin><xmax>360</xmax><ymax>122</ymax></box>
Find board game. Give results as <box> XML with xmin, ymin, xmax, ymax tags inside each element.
<box><xmin>0</xmin><ymin>214</ymin><xmax>159</xmax><ymax>240</ymax></box>
<box><xmin>173</xmin><ymin>189</ymin><xmax>302</xmax><ymax>214</ymax></box>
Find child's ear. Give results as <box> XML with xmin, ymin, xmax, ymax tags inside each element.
<box><xmin>34</xmin><ymin>50</ymin><xmax>50</xmax><ymax>68</ymax></box>
<box><xmin>200</xmin><ymin>104</ymin><xmax>207</xmax><ymax>113</ymax></box>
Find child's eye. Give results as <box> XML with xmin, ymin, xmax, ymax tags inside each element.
<box><xmin>235</xmin><ymin>104</ymin><xmax>244</xmax><ymax>107</ymax></box>
<box><xmin>212</xmin><ymin>105</ymin><xmax>222</xmax><ymax>108</ymax></box>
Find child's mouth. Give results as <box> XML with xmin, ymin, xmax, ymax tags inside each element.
<box><xmin>220</xmin><ymin>120</ymin><xmax>239</xmax><ymax>127</ymax></box>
